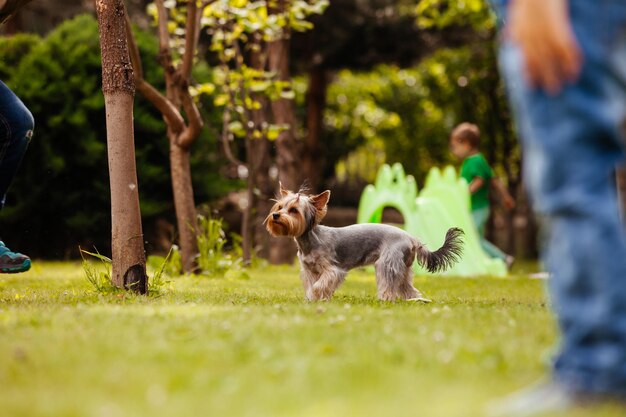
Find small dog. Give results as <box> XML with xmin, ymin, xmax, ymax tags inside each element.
<box><xmin>265</xmin><ymin>184</ymin><xmax>464</xmax><ymax>302</ymax></box>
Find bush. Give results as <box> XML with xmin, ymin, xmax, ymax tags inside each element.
<box><xmin>195</xmin><ymin>215</ymin><xmax>244</xmax><ymax>277</ymax></box>
<box><xmin>0</xmin><ymin>33</ymin><xmax>40</xmax><ymax>81</ymax></box>
<box><xmin>324</xmin><ymin>46</ymin><xmax>518</xmax><ymax>189</ymax></box>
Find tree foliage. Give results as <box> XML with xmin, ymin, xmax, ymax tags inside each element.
<box><xmin>415</xmin><ymin>0</ymin><xmax>495</xmax><ymax>32</ymax></box>
<box><xmin>323</xmin><ymin>40</ymin><xmax>518</xmax><ymax>195</ymax></box>
<box><xmin>199</xmin><ymin>0</ymin><xmax>328</xmax><ymax>143</ymax></box>
<box><xmin>0</xmin><ymin>1</ymin><xmax>522</xmax><ymax>257</ymax></box>
<box><xmin>302</xmin><ymin>0</ymin><xmax>519</xmax><ymax>196</ymax></box>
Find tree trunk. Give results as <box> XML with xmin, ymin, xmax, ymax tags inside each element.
<box><xmin>2</xmin><ymin>11</ymin><xmax>22</xmax><ymax>34</ymax></box>
<box><xmin>268</xmin><ymin>32</ymin><xmax>300</xmax><ymax>264</ymax></box>
<box><xmin>170</xmin><ymin>139</ymin><xmax>199</xmax><ymax>272</ymax></box>
<box><xmin>268</xmin><ymin>38</ymin><xmax>301</xmax><ymax>191</ymax></box>
<box><xmin>248</xmin><ymin>50</ymin><xmax>274</xmax><ymax>260</ymax></box>
<box><xmin>302</xmin><ymin>65</ymin><xmax>327</xmax><ymax>191</ymax></box>
<box><xmin>515</xmin><ymin>180</ymin><xmax>539</xmax><ymax>260</ymax></box>
<box><xmin>0</xmin><ymin>0</ymin><xmax>33</xmax><ymax>28</ymax></box>
<box><xmin>96</xmin><ymin>0</ymin><xmax>147</xmax><ymax>293</ymax></box>
<box><xmin>241</xmin><ymin>137</ymin><xmax>255</xmax><ymax>266</ymax></box>
<box><xmin>125</xmin><ymin>1</ymin><xmax>202</xmax><ymax>275</ymax></box>
<box><xmin>162</xmin><ymin>64</ymin><xmax>200</xmax><ymax>275</ymax></box>
<box><xmin>251</xmin><ymin>136</ymin><xmax>273</xmax><ymax>260</ymax></box>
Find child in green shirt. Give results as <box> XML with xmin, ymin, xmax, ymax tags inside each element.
<box><xmin>449</xmin><ymin>122</ymin><xmax>515</xmax><ymax>268</ymax></box>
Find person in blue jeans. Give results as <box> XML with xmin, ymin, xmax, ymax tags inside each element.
<box><xmin>489</xmin><ymin>0</ymin><xmax>626</xmax><ymax>414</ymax></box>
<box><xmin>0</xmin><ymin>0</ymin><xmax>35</xmax><ymax>273</ymax></box>
<box><xmin>0</xmin><ymin>81</ymin><xmax>32</xmax><ymax>273</ymax></box>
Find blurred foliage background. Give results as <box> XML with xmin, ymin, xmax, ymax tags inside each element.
<box><xmin>0</xmin><ymin>0</ymin><xmax>534</xmax><ymax>259</ymax></box>
<box><xmin>0</xmin><ymin>15</ymin><xmax>237</xmax><ymax>257</ymax></box>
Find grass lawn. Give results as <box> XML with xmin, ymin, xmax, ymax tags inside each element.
<box><xmin>0</xmin><ymin>262</ymin><xmax>623</xmax><ymax>417</ymax></box>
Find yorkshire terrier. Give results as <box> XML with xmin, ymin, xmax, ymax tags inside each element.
<box><xmin>265</xmin><ymin>184</ymin><xmax>464</xmax><ymax>302</ymax></box>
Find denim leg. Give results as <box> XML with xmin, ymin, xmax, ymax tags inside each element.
<box><xmin>0</xmin><ymin>80</ymin><xmax>33</xmax><ymax>208</ymax></box>
<box><xmin>472</xmin><ymin>207</ymin><xmax>507</xmax><ymax>261</ymax></box>
<box><xmin>471</xmin><ymin>207</ymin><xmax>489</xmax><ymax>236</ymax></box>
<box><xmin>498</xmin><ymin>1</ymin><xmax>626</xmax><ymax>396</ymax></box>
<box><xmin>481</xmin><ymin>238</ymin><xmax>507</xmax><ymax>262</ymax></box>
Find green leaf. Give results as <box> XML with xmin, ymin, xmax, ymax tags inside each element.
<box><xmin>214</xmin><ymin>94</ymin><xmax>229</xmax><ymax>107</ymax></box>
<box><xmin>279</xmin><ymin>90</ymin><xmax>295</xmax><ymax>100</ymax></box>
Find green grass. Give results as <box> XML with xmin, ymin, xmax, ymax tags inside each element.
<box><xmin>0</xmin><ymin>262</ymin><xmax>622</xmax><ymax>417</ymax></box>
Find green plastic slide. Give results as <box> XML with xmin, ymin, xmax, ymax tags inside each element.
<box><xmin>357</xmin><ymin>163</ymin><xmax>507</xmax><ymax>277</ymax></box>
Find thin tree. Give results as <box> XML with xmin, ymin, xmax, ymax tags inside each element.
<box><xmin>211</xmin><ymin>26</ymin><xmax>276</xmax><ymax>266</ymax></box>
<box><xmin>95</xmin><ymin>0</ymin><xmax>148</xmax><ymax>293</ymax></box>
<box><xmin>203</xmin><ymin>0</ymin><xmax>327</xmax><ymax>265</ymax></box>
<box><xmin>125</xmin><ymin>0</ymin><xmax>207</xmax><ymax>273</ymax></box>
<box><xmin>267</xmin><ymin>0</ymin><xmax>304</xmax><ymax>264</ymax></box>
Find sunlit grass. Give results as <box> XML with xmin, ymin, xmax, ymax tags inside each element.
<box><xmin>0</xmin><ymin>262</ymin><xmax>621</xmax><ymax>417</ymax></box>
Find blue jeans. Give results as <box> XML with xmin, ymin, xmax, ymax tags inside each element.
<box><xmin>0</xmin><ymin>80</ymin><xmax>33</xmax><ymax>208</ymax></box>
<box><xmin>495</xmin><ymin>0</ymin><xmax>626</xmax><ymax>397</ymax></box>
<box><xmin>471</xmin><ymin>207</ymin><xmax>507</xmax><ymax>261</ymax></box>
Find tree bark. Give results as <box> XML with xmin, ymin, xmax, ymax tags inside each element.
<box><xmin>96</xmin><ymin>0</ymin><xmax>147</xmax><ymax>293</ymax></box>
<box><xmin>248</xmin><ymin>51</ymin><xmax>274</xmax><ymax>260</ymax></box>
<box><xmin>170</xmin><ymin>138</ymin><xmax>199</xmax><ymax>272</ymax></box>
<box><xmin>251</xmin><ymin>135</ymin><xmax>273</xmax><ymax>260</ymax></box>
<box><xmin>241</xmin><ymin>137</ymin><xmax>255</xmax><ymax>266</ymax></box>
<box><xmin>164</xmin><ymin>73</ymin><xmax>199</xmax><ymax>273</ymax></box>
<box><xmin>126</xmin><ymin>1</ymin><xmax>202</xmax><ymax>273</ymax></box>
<box><xmin>267</xmin><ymin>15</ymin><xmax>300</xmax><ymax>264</ymax></box>
<box><xmin>268</xmin><ymin>36</ymin><xmax>302</xmax><ymax>192</ymax></box>
<box><xmin>0</xmin><ymin>0</ymin><xmax>33</xmax><ymax>26</ymax></box>
<box><xmin>159</xmin><ymin>0</ymin><xmax>200</xmax><ymax>274</ymax></box>
<box><xmin>301</xmin><ymin>65</ymin><xmax>327</xmax><ymax>191</ymax></box>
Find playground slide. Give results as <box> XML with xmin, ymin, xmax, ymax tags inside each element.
<box><xmin>357</xmin><ymin>163</ymin><xmax>507</xmax><ymax>277</ymax></box>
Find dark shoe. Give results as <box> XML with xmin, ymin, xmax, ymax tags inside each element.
<box><xmin>0</xmin><ymin>241</ymin><xmax>31</xmax><ymax>273</ymax></box>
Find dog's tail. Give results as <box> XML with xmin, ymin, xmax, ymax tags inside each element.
<box><xmin>416</xmin><ymin>227</ymin><xmax>464</xmax><ymax>274</ymax></box>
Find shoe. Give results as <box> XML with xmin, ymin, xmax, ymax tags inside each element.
<box><xmin>487</xmin><ymin>380</ymin><xmax>621</xmax><ymax>417</ymax></box>
<box><xmin>0</xmin><ymin>241</ymin><xmax>31</xmax><ymax>273</ymax></box>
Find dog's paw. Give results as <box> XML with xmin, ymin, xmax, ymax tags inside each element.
<box><xmin>309</xmin><ymin>283</ymin><xmax>332</xmax><ymax>301</ymax></box>
<box><xmin>305</xmin><ymin>291</ymin><xmax>319</xmax><ymax>302</ymax></box>
<box><xmin>407</xmin><ymin>297</ymin><xmax>432</xmax><ymax>303</ymax></box>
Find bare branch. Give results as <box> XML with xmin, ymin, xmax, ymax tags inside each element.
<box><xmin>125</xmin><ymin>5</ymin><xmax>183</xmax><ymax>133</ymax></box>
<box><xmin>180</xmin><ymin>0</ymin><xmax>198</xmax><ymax>81</ymax></box>
<box><xmin>154</xmin><ymin>0</ymin><xmax>174</xmax><ymax>71</ymax></box>
<box><xmin>194</xmin><ymin>0</ymin><xmax>208</xmax><ymax>62</ymax></box>
<box><xmin>232</xmin><ymin>39</ymin><xmax>256</xmax><ymax>140</ymax></box>
<box><xmin>124</xmin><ymin>13</ymin><xmax>144</xmax><ymax>80</ymax></box>
<box><xmin>136</xmin><ymin>79</ymin><xmax>186</xmax><ymax>134</ymax></box>
<box><xmin>177</xmin><ymin>90</ymin><xmax>204</xmax><ymax>149</ymax></box>
<box><xmin>221</xmin><ymin>107</ymin><xmax>245</xmax><ymax>167</ymax></box>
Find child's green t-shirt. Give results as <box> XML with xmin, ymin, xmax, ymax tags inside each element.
<box><xmin>460</xmin><ymin>153</ymin><xmax>493</xmax><ymax>210</ymax></box>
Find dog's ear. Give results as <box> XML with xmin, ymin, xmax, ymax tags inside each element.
<box><xmin>311</xmin><ymin>190</ymin><xmax>331</xmax><ymax>211</ymax></box>
<box><xmin>279</xmin><ymin>181</ymin><xmax>290</xmax><ymax>198</ymax></box>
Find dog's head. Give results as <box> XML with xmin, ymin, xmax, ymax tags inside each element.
<box><xmin>265</xmin><ymin>183</ymin><xmax>331</xmax><ymax>238</ymax></box>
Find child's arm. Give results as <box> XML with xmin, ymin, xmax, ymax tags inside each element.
<box><xmin>491</xmin><ymin>177</ymin><xmax>515</xmax><ymax>210</ymax></box>
<box><xmin>468</xmin><ymin>177</ymin><xmax>485</xmax><ymax>194</ymax></box>
<box><xmin>508</xmin><ymin>0</ymin><xmax>582</xmax><ymax>94</ymax></box>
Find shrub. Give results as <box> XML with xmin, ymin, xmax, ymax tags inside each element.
<box><xmin>196</xmin><ymin>215</ymin><xmax>245</xmax><ymax>277</ymax></box>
